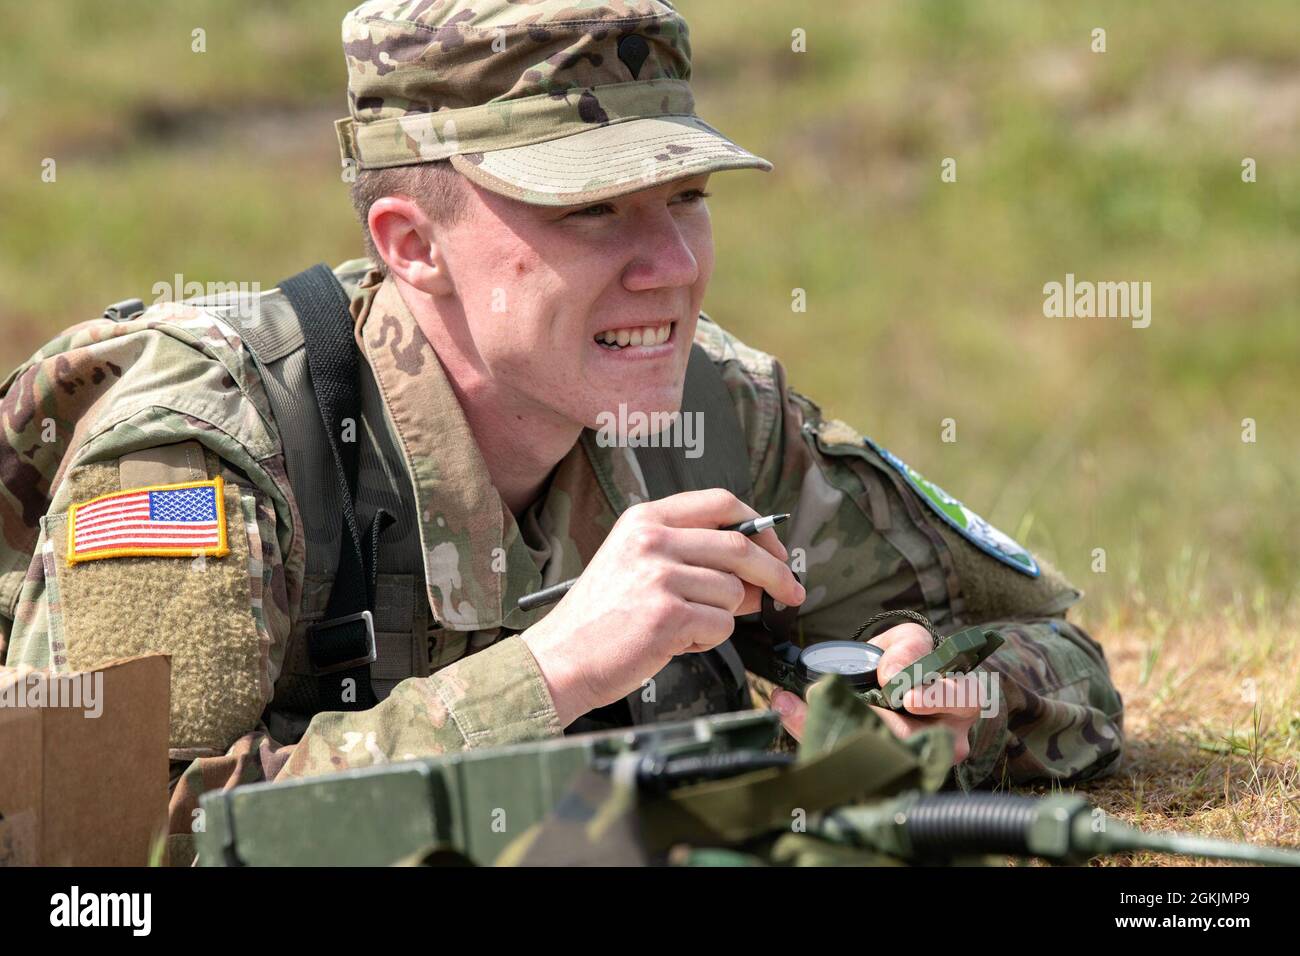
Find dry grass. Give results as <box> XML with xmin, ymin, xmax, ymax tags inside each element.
<box><xmin>1018</xmin><ymin>600</ymin><xmax>1300</xmax><ymax>865</ymax></box>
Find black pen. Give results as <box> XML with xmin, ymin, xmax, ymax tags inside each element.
<box><xmin>516</xmin><ymin>513</ymin><xmax>791</xmax><ymax>613</ymax></box>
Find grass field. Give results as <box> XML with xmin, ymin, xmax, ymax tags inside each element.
<box><xmin>1</xmin><ymin>1</ymin><xmax>1296</xmax><ymax>863</ymax></box>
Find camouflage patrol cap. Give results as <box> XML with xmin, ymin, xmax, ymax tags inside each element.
<box><xmin>337</xmin><ymin>0</ymin><xmax>772</xmax><ymax>206</ymax></box>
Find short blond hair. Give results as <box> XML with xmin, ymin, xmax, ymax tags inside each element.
<box><xmin>348</xmin><ymin>160</ymin><xmax>468</xmax><ymax>277</ymax></box>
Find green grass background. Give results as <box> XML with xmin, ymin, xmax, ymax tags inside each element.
<box><xmin>2</xmin><ymin>0</ymin><xmax>1296</xmax><ymax>613</ymax></box>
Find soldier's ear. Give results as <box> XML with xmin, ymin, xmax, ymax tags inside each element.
<box><xmin>368</xmin><ymin>195</ymin><xmax>455</xmax><ymax>296</ymax></box>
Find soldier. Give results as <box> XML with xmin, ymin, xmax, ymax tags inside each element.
<box><xmin>0</xmin><ymin>0</ymin><xmax>1122</xmax><ymax>863</ymax></box>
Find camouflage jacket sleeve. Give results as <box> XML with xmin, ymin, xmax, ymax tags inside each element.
<box><xmin>695</xmin><ymin>318</ymin><xmax>1124</xmax><ymax>788</ymax></box>
<box><xmin>0</xmin><ymin>300</ymin><xmax>306</xmax><ymax>863</ymax></box>
<box><xmin>0</xmin><ymin>300</ymin><xmax>561</xmax><ymax>860</ymax></box>
<box><xmin>276</xmin><ymin>636</ymin><xmax>562</xmax><ymax>779</ymax></box>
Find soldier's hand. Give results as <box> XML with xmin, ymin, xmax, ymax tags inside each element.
<box><xmin>770</xmin><ymin>622</ymin><xmax>982</xmax><ymax>766</ymax></box>
<box><xmin>522</xmin><ymin>488</ymin><xmax>805</xmax><ymax>728</ymax></box>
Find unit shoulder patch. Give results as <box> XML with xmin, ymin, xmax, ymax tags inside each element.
<box><xmin>66</xmin><ymin>477</ymin><xmax>230</xmax><ymax>565</ymax></box>
<box><xmin>865</xmin><ymin>439</ymin><xmax>1040</xmax><ymax>577</ymax></box>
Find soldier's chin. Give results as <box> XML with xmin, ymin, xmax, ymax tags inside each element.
<box><xmin>584</xmin><ymin>397</ymin><xmax>684</xmax><ymax>439</ymax></box>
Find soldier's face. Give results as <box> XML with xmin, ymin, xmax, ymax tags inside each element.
<box><xmin>436</xmin><ymin>173</ymin><xmax>715</xmax><ymax>431</ymax></box>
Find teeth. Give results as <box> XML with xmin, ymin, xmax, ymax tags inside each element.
<box><xmin>593</xmin><ymin>322</ymin><xmax>672</xmax><ymax>348</ymax></box>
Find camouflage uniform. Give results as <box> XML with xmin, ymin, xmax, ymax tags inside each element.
<box><xmin>0</xmin><ymin>0</ymin><xmax>1123</xmax><ymax>863</ymax></box>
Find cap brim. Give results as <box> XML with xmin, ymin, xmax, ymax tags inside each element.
<box><xmin>449</xmin><ymin>115</ymin><xmax>772</xmax><ymax>207</ymax></box>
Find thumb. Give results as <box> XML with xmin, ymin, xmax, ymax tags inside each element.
<box><xmin>770</xmin><ymin>689</ymin><xmax>806</xmax><ymax>740</ymax></box>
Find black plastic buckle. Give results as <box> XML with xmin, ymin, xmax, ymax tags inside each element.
<box><xmin>307</xmin><ymin>610</ymin><xmax>377</xmax><ymax>675</ymax></box>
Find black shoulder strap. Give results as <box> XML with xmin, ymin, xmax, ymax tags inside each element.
<box><xmin>277</xmin><ymin>263</ymin><xmax>393</xmax><ymax>711</ymax></box>
<box><xmin>634</xmin><ymin>344</ymin><xmax>753</xmax><ymax>502</ymax></box>
<box><xmin>628</xmin><ymin>345</ymin><xmax>755</xmax><ymax>720</ymax></box>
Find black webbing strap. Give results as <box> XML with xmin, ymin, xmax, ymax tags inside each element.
<box><xmin>277</xmin><ymin>263</ymin><xmax>394</xmax><ymax>711</ymax></box>
<box><xmin>630</xmin><ymin>344</ymin><xmax>756</xmax><ymax>717</ymax></box>
<box><xmin>634</xmin><ymin>345</ymin><xmax>753</xmax><ymax>502</ymax></box>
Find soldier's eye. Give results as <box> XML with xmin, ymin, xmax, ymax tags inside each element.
<box><xmin>672</xmin><ymin>189</ymin><xmax>712</xmax><ymax>205</ymax></box>
<box><xmin>568</xmin><ymin>203</ymin><xmax>616</xmax><ymax>218</ymax></box>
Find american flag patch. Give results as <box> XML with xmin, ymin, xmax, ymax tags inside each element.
<box><xmin>66</xmin><ymin>476</ymin><xmax>230</xmax><ymax>565</ymax></box>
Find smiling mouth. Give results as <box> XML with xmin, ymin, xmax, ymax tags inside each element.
<box><xmin>593</xmin><ymin>321</ymin><xmax>674</xmax><ymax>350</ymax></box>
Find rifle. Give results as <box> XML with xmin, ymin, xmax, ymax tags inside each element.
<box><xmin>197</xmin><ymin>677</ymin><xmax>1300</xmax><ymax>867</ymax></box>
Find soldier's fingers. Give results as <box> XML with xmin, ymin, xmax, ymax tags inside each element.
<box><xmin>935</xmin><ymin>714</ymin><xmax>976</xmax><ymax>764</ymax></box>
<box><xmin>870</xmin><ymin>621</ymin><xmax>934</xmax><ymax>652</ymax></box>
<box><xmin>660</xmin><ymin>564</ymin><xmax>773</xmax><ymax>618</ymax></box>
<box><xmin>686</xmin><ymin>574</ymin><xmax>764</xmax><ymax>621</ymax></box>
<box><xmin>901</xmin><ymin>675</ymin><xmax>984</xmax><ymax>718</ymax></box>
<box><xmin>874</xmin><ymin>624</ymin><xmax>937</xmax><ymax>682</ymax></box>
<box><xmin>955</xmin><ymin>718</ymin><xmax>975</xmax><ymax>762</ymax></box>
<box><xmin>643</xmin><ymin>488</ymin><xmax>757</xmax><ymax>529</ymax></box>
<box><xmin>668</xmin><ymin>565</ymin><xmax>747</xmax><ymax>613</ymax></box>
<box><xmin>870</xmin><ymin>706</ymin><xmax>921</xmax><ymax>741</ymax></box>
<box><xmin>871</xmin><ymin>707</ymin><xmax>976</xmax><ymax>766</ymax></box>
<box><xmin>749</xmin><ymin>526</ymin><xmax>788</xmax><ymax>562</ymax></box>
<box><xmin>770</xmin><ymin>689</ymin><xmax>806</xmax><ymax>741</ymax></box>
<box><xmin>670</xmin><ymin>527</ymin><xmax>805</xmax><ymax>607</ymax></box>
<box><xmin>736</xmin><ymin>581</ymin><xmax>763</xmax><ymax>617</ymax></box>
<box><xmin>677</xmin><ymin>600</ymin><xmax>737</xmax><ymax>652</ymax></box>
